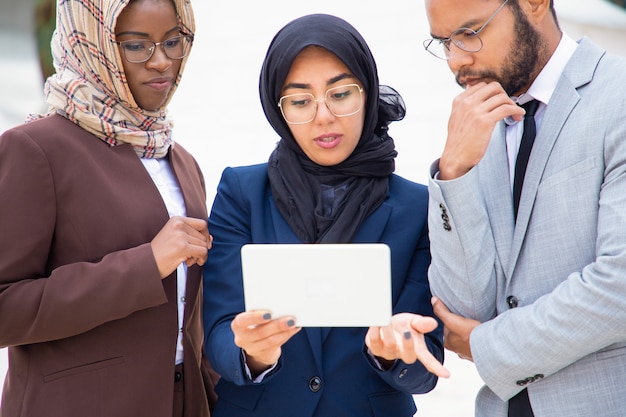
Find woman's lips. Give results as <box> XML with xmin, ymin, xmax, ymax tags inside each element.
<box><xmin>145</xmin><ymin>77</ymin><xmax>173</xmax><ymax>91</ymax></box>
<box><xmin>314</xmin><ymin>134</ymin><xmax>342</xmax><ymax>149</ymax></box>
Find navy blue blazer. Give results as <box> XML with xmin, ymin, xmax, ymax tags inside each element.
<box><xmin>203</xmin><ymin>163</ymin><xmax>443</xmax><ymax>417</ymax></box>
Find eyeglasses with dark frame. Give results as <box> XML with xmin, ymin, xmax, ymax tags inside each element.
<box><xmin>423</xmin><ymin>0</ymin><xmax>509</xmax><ymax>60</ymax></box>
<box><xmin>278</xmin><ymin>83</ymin><xmax>364</xmax><ymax>125</ymax></box>
<box><xmin>116</xmin><ymin>34</ymin><xmax>194</xmax><ymax>64</ymax></box>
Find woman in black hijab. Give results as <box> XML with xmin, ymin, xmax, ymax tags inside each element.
<box><xmin>203</xmin><ymin>14</ymin><xmax>445</xmax><ymax>417</ymax></box>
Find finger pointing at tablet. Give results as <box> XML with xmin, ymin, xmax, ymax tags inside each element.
<box><xmin>365</xmin><ymin>313</ymin><xmax>450</xmax><ymax>378</ymax></box>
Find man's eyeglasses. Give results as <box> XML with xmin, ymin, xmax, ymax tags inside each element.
<box><xmin>278</xmin><ymin>83</ymin><xmax>364</xmax><ymax>125</ymax></box>
<box><xmin>423</xmin><ymin>0</ymin><xmax>509</xmax><ymax>60</ymax></box>
<box><xmin>116</xmin><ymin>34</ymin><xmax>194</xmax><ymax>64</ymax></box>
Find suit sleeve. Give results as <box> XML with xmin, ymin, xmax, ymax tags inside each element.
<box><xmin>427</xmin><ymin>165</ymin><xmax>499</xmax><ymax>322</ymax></box>
<box><xmin>203</xmin><ymin>167</ymin><xmax>258</xmax><ymax>385</ymax></box>
<box><xmin>0</xmin><ymin>129</ymin><xmax>167</xmax><ymax>347</ymax></box>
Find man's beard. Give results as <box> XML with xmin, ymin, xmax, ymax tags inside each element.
<box><xmin>456</xmin><ymin>10</ymin><xmax>542</xmax><ymax>97</ymax></box>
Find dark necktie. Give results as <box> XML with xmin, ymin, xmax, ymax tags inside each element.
<box><xmin>508</xmin><ymin>100</ymin><xmax>538</xmax><ymax>417</ymax></box>
<box><xmin>512</xmin><ymin>99</ymin><xmax>539</xmax><ymax>222</ymax></box>
<box><xmin>509</xmin><ymin>388</ymin><xmax>535</xmax><ymax>417</ymax></box>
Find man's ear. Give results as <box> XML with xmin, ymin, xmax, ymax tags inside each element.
<box><xmin>521</xmin><ymin>0</ymin><xmax>552</xmax><ymax>24</ymax></box>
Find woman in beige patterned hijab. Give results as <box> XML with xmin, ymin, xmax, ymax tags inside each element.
<box><xmin>0</xmin><ymin>1</ymin><xmax>218</xmax><ymax>416</ymax></box>
<box><xmin>31</xmin><ymin>0</ymin><xmax>195</xmax><ymax>158</ymax></box>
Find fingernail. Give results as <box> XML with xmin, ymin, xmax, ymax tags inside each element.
<box><xmin>404</xmin><ymin>331</ymin><xmax>411</xmax><ymax>340</ymax></box>
<box><xmin>263</xmin><ymin>313</ymin><xmax>271</xmax><ymax>320</ymax></box>
<box><xmin>287</xmin><ymin>319</ymin><xmax>295</xmax><ymax>327</ymax></box>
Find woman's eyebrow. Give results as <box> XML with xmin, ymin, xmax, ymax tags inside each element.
<box><xmin>116</xmin><ymin>26</ymin><xmax>180</xmax><ymax>38</ymax></box>
<box><xmin>327</xmin><ymin>73</ymin><xmax>353</xmax><ymax>85</ymax></box>
<box><xmin>282</xmin><ymin>73</ymin><xmax>355</xmax><ymax>92</ymax></box>
<box><xmin>282</xmin><ymin>82</ymin><xmax>311</xmax><ymax>91</ymax></box>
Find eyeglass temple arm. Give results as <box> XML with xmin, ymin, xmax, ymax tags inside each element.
<box><xmin>476</xmin><ymin>0</ymin><xmax>510</xmax><ymax>34</ymax></box>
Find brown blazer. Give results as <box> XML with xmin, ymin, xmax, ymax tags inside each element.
<box><xmin>0</xmin><ymin>115</ymin><xmax>217</xmax><ymax>417</ymax></box>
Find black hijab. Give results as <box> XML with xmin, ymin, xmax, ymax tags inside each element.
<box><xmin>259</xmin><ymin>14</ymin><xmax>405</xmax><ymax>243</ymax></box>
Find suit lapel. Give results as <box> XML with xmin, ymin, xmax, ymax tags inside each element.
<box><xmin>169</xmin><ymin>148</ymin><xmax>208</xmax><ymax>316</ymax></box>
<box><xmin>305</xmin><ymin>328</ymin><xmax>324</xmax><ymax>371</ymax></box>
<box><xmin>509</xmin><ymin>88</ymin><xmax>580</xmax><ymax>269</ymax></box>
<box><xmin>508</xmin><ymin>38</ymin><xmax>601</xmax><ymax>275</ymax></box>
<box><xmin>169</xmin><ymin>148</ymin><xmax>207</xmax><ymax>221</ymax></box>
<box><xmin>112</xmin><ymin>144</ymin><xmax>170</xmax><ymax>222</ymax></box>
<box><xmin>268</xmin><ymin>196</ymin><xmax>302</xmax><ymax>243</ymax></box>
<box><xmin>352</xmin><ymin>201</ymin><xmax>391</xmax><ymax>243</ymax></box>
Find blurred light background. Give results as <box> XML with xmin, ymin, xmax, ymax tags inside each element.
<box><xmin>1</xmin><ymin>0</ymin><xmax>625</xmax><ymax>415</ymax></box>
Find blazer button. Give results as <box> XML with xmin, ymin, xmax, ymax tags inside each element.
<box><xmin>506</xmin><ymin>296</ymin><xmax>519</xmax><ymax>308</ymax></box>
<box><xmin>308</xmin><ymin>376</ymin><xmax>322</xmax><ymax>392</ymax></box>
<box><xmin>516</xmin><ymin>379</ymin><xmax>528</xmax><ymax>386</ymax></box>
<box><xmin>439</xmin><ymin>204</ymin><xmax>452</xmax><ymax>231</ymax></box>
<box><xmin>516</xmin><ymin>374</ymin><xmax>543</xmax><ymax>386</ymax></box>
<box><xmin>398</xmin><ymin>368</ymin><xmax>408</xmax><ymax>379</ymax></box>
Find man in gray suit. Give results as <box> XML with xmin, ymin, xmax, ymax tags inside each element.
<box><xmin>422</xmin><ymin>0</ymin><xmax>626</xmax><ymax>415</ymax></box>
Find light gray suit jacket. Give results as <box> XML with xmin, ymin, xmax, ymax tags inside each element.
<box><xmin>428</xmin><ymin>38</ymin><xmax>626</xmax><ymax>417</ymax></box>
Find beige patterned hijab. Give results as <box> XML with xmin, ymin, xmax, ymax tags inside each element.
<box><xmin>28</xmin><ymin>0</ymin><xmax>195</xmax><ymax>158</ymax></box>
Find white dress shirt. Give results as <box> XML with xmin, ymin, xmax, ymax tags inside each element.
<box><xmin>504</xmin><ymin>33</ymin><xmax>579</xmax><ymax>189</ymax></box>
<box><xmin>141</xmin><ymin>157</ymin><xmax>187</xmax><ymax>365</ymax></box>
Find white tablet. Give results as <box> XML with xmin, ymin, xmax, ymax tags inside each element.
<box><xmin>240</xmin><ymin>243</ymin><xmax>392</xmax><ymax>327</ymax></box>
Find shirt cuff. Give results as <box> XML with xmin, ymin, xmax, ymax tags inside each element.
<box><xmin>242</xmin><ymin>349</ymin><xmax>279</xmax><ymax>383</ymax></box>
<box><xmin>366</xmin><ymin>347</ymin><xmax>397</xmax><ymax>371</ymax></box>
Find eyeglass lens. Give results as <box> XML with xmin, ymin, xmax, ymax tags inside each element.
<box><xmin>423</xmin><ymin>0</ymin><xmax>509</xmax><ymax>60</ymax></box>
<box><xmin>428</xmin><ymin>29</ymin><xmax>483</xmax><ymax>59</ymax></box>
<box><xmin>279</xmin><ymin>84</ymin><xmax>363</xmax><ymax>124</ymax></box>
<box><xmin>119</xmin><ymin>35</ymin><xmax>192</xmax><ymax>63</ymax></box>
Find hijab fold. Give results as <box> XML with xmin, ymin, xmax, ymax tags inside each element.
<box><xmin>27</xmin><ymin>0</ymin><xmax>195</xmax><ymax>158</ymax></box>
<box><xmin>260</xmin><ymin>14</ymin><xmax>405</xmax><ymax>243</ymax></box>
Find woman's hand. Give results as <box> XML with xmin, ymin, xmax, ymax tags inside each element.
<box><xmin>232</xmin><ymin>310</ymin><xmax>301</xmax><ymax>377</ymax></box>
<box><xmin>151</xmin><ymin>216</ymin><xmax>213</xmax><ymax>279</ymax></box>
<box><xmin>366</xmin><ymin>312</ymin><xmax>450</xmax><ymax>378</ymax></box>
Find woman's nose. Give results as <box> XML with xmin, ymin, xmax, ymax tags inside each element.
<box><xmin>146</xmin><ymin>45</ymin><xmax>173</xmax><ymax>72</ymax></box>
<box><xmin>313</xmin><ymin>99</ymin><xmax>336</xmax><ymax>123</ymax></box>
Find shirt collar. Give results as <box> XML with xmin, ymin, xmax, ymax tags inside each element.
<box><xmin>513</xmin><ymin>32</ymin><xmax>578</xmax><ymax>107</ymax></box>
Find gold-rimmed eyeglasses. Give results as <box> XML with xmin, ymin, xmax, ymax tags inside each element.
<box><xmin>278</xmin><ymin>83</ymin><xmax>364</xmax><ymax>125</ymax></box>
<box><xmin>116</xmin><ymin>34</ymin><xmax>194</xmax><ymax>64</ymax></box>
<box><xmin>423</xmin><ymin>0</ymin><xmax>509</xmax><ymax>60</ymax></box>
